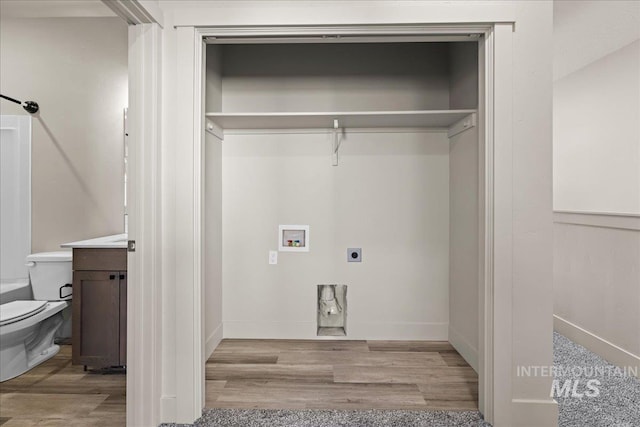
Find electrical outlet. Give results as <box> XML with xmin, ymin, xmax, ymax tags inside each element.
<box><xmin>347</xmin><ymin>248</ymin><xmax>362</xmax><ymax>262</ymax></box>
<box><xmin>269</xmin><ymin>250</ymin><xmax>278</xmax><ymax>265</ymax></box>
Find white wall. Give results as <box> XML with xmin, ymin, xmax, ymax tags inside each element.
<box><xmin>554</xmin><ymin>214</ymin><xmax>640</xmax><ymax>371</ymax></box>
<box><xmin>0</xmin><ymin>17</ymin><xmax>128</xmax><ymax>252</ymax></box>
<box><xmin>205</xmin><ymin>45</ymin><xmax>222</xmax><ymax>113</ymax></box>
<box><xmin>553</xmin><ymin>0</ymin><xmax>640</xmax><ymax>369</ymax></box>
<box><xmin>220</xmin><ymin>43</ymin><xmax>450</xmax><ymax>112</ymax></box>
<box><xmin>204</xmin><ymin>45</ymin><xmax>224</xmax><ymax>359</ymax></box>
<box><xmin>449</xmin><ymin>42</ymin><xmax>479</xmax><ymax>110</ymax></box>
<box><xmin>553</xmin><ymin>40</ymin><xmax>640</xmax><ymax>214</ymax></box>
<box><xmin>448</xmin><ymin>42</ymin><xmax>479</xmax><ymax>372</ymax></box>
<box><xmin>449</xmin><ymin>126</ymin><xmax>479</xmax><ymax>371</ymax></box>
<box><xmin>222</xmin><ymin>131</ymin><xmax>450</xmax><ymax>340</ymax></box>
<box><xmin>553</xmin><ymin>0</ymin><xmax>640</xmax><ymax>81</ymax></box>
<box><xmin>205</xmin><ymin>131</ymin><xmax>223</xmax><ymax>357</ymax></box>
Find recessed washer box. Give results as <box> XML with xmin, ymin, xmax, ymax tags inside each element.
<box><xmin>347</xmin><ymin>248</ymin><xmax>361</xmax><ymax>262</ymax></box>
<box><xmin>278</xmin><ymin>225</ymin><xmax>310</xmax><ymax>252</ymax></box>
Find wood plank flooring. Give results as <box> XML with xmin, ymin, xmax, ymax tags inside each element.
<box><xmin>206</xmin><ymin>339</ymin><xmax>478</xmax><ymax>411</ymax></box>
<box><xmin>0</xmin><ymin>339</ymin><xmax>477</xmax><ymax>425</ymax></box>
<box><xmin>0</xmin><ymin>345</ymin><xmax>125</xmax><ymax>427</ymax></box>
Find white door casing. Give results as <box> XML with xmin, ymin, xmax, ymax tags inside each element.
<box><xmin>127</xmin><ymin>22</ymin><xmax>163</xmax><ymax>427</ymax></box>
<box><xmin>173</xmin><ymin>26</ymin><xmax>207</xmax><ymax>423</ymax></box>
<box><xmin>172</xmin><ymin>23</ymin><xmax>507</xmax><ymax>424</ymax></box>
<box><xmin>489</xmin><ymin>22</ymin><xmax>514</xmax><ymax>426</ymax></box>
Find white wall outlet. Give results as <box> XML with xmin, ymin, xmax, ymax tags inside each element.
<box><xmin>269</xmin><ymin>250</ymin><xmax>278</xmax><ymax>265</ymax></box>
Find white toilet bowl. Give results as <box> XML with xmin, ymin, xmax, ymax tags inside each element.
<box><xmin>0</xmin><ymin>251</ymin><xmax>72</xmax><ymax>382</ymax></box>
<box><xmin>0</xmin><ymin>301</ymin><xmax>68</xmax><ymax>381</ymax></box>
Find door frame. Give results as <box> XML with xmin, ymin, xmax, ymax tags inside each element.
<box><xmin>126</xmin><ymin>21</ymin><xmax>163</xmax><ymax>427</ymax></box>
<box><xmin>172</xmin><ymin>23</ymin><xmax>514</xmax><ymax>424</ymax></box>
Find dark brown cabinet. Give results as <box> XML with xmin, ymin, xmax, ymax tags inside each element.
<box><xmin>72</xmin><ymin>248</ymin><xmax>127</xmax><ymax>368</ymax></box>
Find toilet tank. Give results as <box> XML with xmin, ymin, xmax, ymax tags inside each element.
<box><xmin>26</xmin><ymin>252</ymin><xmax>73</xmax><ymax>301</ymax></box>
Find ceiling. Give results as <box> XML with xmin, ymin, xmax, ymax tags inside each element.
<box><xmin>0</xmin><ymin>0</ymin><xmax>115</xmax><ymax>19</ymax></box>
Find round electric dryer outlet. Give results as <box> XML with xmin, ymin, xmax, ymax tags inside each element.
<box><xmin>347</xmin><ymin>248</ymin><xmax>361</xmax><ymax>262</ymax></box>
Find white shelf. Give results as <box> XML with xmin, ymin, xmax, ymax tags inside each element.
<box><xmin>205</xmin><ymin>110</ymin><xmax>476</xmax><ymax>130</ymax></box>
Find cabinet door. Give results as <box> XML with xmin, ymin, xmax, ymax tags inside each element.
<box><xmin>119</xmin><ymin>272</ymin><xmax>127</xmax><ymax>365</ymax></box>
<box><xmin>72</xmin><ymin>271</ymin><xmax>120</xmax><ymax>367</ymax></box>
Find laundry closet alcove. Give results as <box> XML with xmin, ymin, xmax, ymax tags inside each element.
<box><xmin>203</xmin><ymin>39</ymin><xmax>481</xmax><ymax>370</ymax></box>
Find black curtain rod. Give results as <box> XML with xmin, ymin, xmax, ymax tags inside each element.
<box><xmin>0</xmin><ymin>94</ymin><xmax>39</xmax><ymax>114</ymax></box>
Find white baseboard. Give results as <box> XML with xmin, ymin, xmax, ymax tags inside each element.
<box><xmin>554</xmin><ymin>315</ymin><xmax>640</xmax><ymax>377</ymax></box>
<box><xmin>511</xmin><ymin>398</ymin><xmax>559</xmax><ymax>427</ymax></box>
<box><xmin>205</xmin><ymin>323</ymin><xmax>223</xmax><ymax>359</ymax></box>
<box><xmin>348</xmin><ymin>321</ymin><xmax>448</xmax><ymax>340</ymax></box>
<box><xmin>223</xmin><ymin>320</ymin><xmax>316</xmax><ymax>339</ymax></box>
<box><xmin>160</xmin><ymin>395</ymin><xmax>176</xmax><ymax>423</ymax></box>
<box><xmin>223</xmin><ymin>320</ymin><xmax>448</xmax><ymax>340</ymax></box>
<box><xmin>448</xmin><ymin>324</ymin><xmax>479</xmax><ymax>373</ymax></box>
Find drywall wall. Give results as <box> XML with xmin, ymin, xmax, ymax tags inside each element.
<box><xmin>553</xmin><ymin>0</ymin><xmax>640</xmax><ymax>81</ymax></box>
<box><xmin>205</xmin><ymin>45</ymin><xmax>222</xmax><ymax>113</ymax></box>
<box><xmin>554</xmin><ymin>214</ymin><xmax>640</xmax><ymax>370</ymax></box>
<box><xmin>553</xmin><ymin>40</ymin><xmax>640</xmax><ymax>214</ymax></box>
<box><xmin>222</xmin><ymin>131</ymin><xmax>450</xmax><ymax>340</ymax></box>
<box><xmin>0</xmin><ymin>1</ymin><xmax>114</xmax><ymax>19</ymax></box>
<box><xmin>204</xmin><ymin>45</ymin><xmax>224</xmax><ymax>359</ymax></box>
<box><xmin>449</xmin><ymin>42</ymin><xmax>479</xmax><ymax>110</ymax></box>
<box><xmin>449</xmin><ymin>126</ymin><xmax>479</xmax><ymax>372</ymax></box>
<box><xmin>448</xmin><ymin>42</ymin><xmax>479</xmax><ymax>372</ymax></box>
<box><xmin>220</xmin><ymin>43</ymin><xmax>450</xmax><ymax>112</ymax></box>
<box><xmin>553</xmin><ymin>0</ymin><xmax>640</xmax><ymax>372</ymax></box>
<box><xmin>0</xmin><ymin>17</ymin><xmax>128</xmax><ymax>252</ymax></box>
<box><xmin>204</xmin><ymin>131</ymin><xmax>223</xmax><ymax>358</ymax></box>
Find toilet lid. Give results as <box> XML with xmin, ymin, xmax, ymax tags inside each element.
<box><xmin>0</xmin><ymin>301</ymin><xmax>47</xmax><ymax>326</ymax></box>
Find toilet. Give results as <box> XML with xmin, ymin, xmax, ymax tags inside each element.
<box><xmin>0</xmin><ymin>251</ymin><xmax>72</xmax><ymax>382</ymax></box>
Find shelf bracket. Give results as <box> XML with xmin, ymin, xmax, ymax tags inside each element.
<box><xmin>447</xmin><ymin>112</ymin><xmax>477</xmax><ymax>138</ymax></box>
<box><xmin>205</xmin><ymin>119</ymin><xmax>224</xmax><ymax>140</ymax></box>
<box><xmin>332</xmin><ymin>118</ymin><xmax>343</xmax><ymax>166</ymax></box>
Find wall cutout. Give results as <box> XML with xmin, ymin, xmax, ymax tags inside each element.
<box><xmin>317</xmin><ymin>284</ymin><xmax>347</xmax><ymax>336</ymax></box>
<box><xmin>278</xmin><ymin>225</ymin><xmax>310</xmax><ymax>252</ymax></box>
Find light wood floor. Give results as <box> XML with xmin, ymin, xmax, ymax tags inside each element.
<box><xmin>206</xmin><ymin>339</ymin><xmax>478</xmax><ymax>411</ymax></box>
<box><xmin>0</xmin><ymin>340</ymin><xmax>477</xmax><ymax>426</ymax></box>
<box><xmin>0</xmin><ymin>345</ymin><xmax>125</xmax><ymax>427</ymax></box>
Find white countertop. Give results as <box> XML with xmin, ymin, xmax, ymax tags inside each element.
<box><xmin>60</xmin><ymin>233</ymin><xmax>127</xmax><ymax>249</ymax></box>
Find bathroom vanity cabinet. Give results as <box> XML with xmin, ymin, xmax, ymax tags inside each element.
<box><xmin>71</xmin><ymin>248</ymin><xmax>127</xmax><ymax>368</ymax></box>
